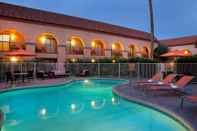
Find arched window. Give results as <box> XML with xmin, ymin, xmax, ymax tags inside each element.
<box><xmin>112</xmin><ymin>42</ymin><xmax>123</xmax><ymax>57</ymax></box>
<box><xmin>36</xmin><ymin>34</ymin><xmax>57</xmax><ymax>53</ymax></box>
<box><xmin>91</xmin><ymin>40</ymin><xmax>105</xmax><ymax>56</ymax></box>
<box><xmin>142</xmin><ymin>47</ymin><xmax>149</xmax><ymax>58</ymax></box>
<box><xmin>67</xmin><ymin>37</ymin><xmax>84</xmax><ymax>55</ymax></box>
<box><xmin>128</xmin><ymin>45</ymin><xmax>136</xmax><ymax>57</ymax></box>
<box><xmin>0</xmin><ymin>30</ymin><xmax>25</xmax><ymax>51</ymax></box>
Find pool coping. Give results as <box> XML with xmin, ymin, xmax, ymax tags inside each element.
<box><xmin>0</xmin><ymin>78</ymin><xmax>193</xmax><ymax>131</ymax></box>
<box><xmin>112</xmin><ymin>84</ymin><xmax>194</xmax><ymax>131</ymax></box>
<box><xmin>0</xmin><ymin>78</ymin><xmax>128</xmax><ymax>94</ymax></box>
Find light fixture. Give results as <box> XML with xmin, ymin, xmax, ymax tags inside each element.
<box><xmin>10</xmin><ymin>57</ymin><xmax>18</xmax><ymax>63</ymax></box>
<box><xmin>91</xmin><ymin>41</ymin><xmax>96</xmax><ymax>48</ymax></box>
<box><xmin>91</xmin><ymin>59</ymin><xmax>95</xmax><ymax>63</ymax></box>
<box><xmin>71</xmin><ymin>104</ymin><xmax>77</xmax><ymax>111</ymax></box>
<box><xmin>40</xmin><ymin>36</ymin><xmax>46</xmax><ymax>43</ymax></box>
<box><xmin>84</xmin><ymin>79</ymin><xmax>89</xmax><ymax>83</ymax></box>
<box><xmin>40</xmin><ymin>108</ymin><xmax>47</xmax><ymax>116</ymax></box>
<box><xmin>184</xmin><ymin>50</ymin><xmax>189</xmax><ymax>55</ymax></box>
<box><xmin>112</xmin><ymin>44</ymin><xmax>116</xmax><ymax>49</ymax></box>
<box><xmin>112</xmin><ymin>59</ymin><xmax>116</xmax><ymax>63</ymax></box>
<box><xmin>10</xmin><ymin>33</ymin><xmax>16</xmax><ymax>41</ymax></box>
<box><xmin>112</xmin><ymin>97</ymin><xmax>116</xmax><ymax>104</ymax></box>
<box><xmin>91</xmin><ymin>100</ymin><xmax>96</xmax><ymax>108</ymax></box>
<box><xmin>170</xmin><ymin>62</ymin><xmax>174</xmax><ymax>67</ymax></box>
<box><xmin>71</xmin><ymin>58</ymin><xmax>76</xmax><ymax>63</ymax></box>
<box><xmin>71</xmin><ymin>39</ymin><xmax>76</xmax><ymax>47</ymax></box>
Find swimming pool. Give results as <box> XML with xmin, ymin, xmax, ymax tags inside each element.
<box><xmin>0</xmin><ymin>79</ymin><xmax>190</xmax><ymax>131</ymax></box>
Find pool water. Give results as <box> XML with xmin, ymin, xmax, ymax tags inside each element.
<box><xmin>0</xmin><ymin>79</ymin><xmax>188</xmax><ymax>131</ymax></box>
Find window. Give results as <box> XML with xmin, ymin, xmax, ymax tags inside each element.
<box><xmin>0</xmin><ymin>34</ymin><xmax>10</xmax><ymax>51</ymax></box>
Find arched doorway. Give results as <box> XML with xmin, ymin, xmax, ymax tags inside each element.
<box><xmin>91</xmin><ymin>40</ymin><xmax>105</xmax><ymax>56</ymax></box>
<box><xmin>112</xmin><ymin>42</ymin><xmax>123</xmax><ymax>57</ymax></box>
<box><xmin>67</xmin><ymin>37</ymin><xmax>84</xmax><ymax>55</ymax></box>
<box><xmin>128</xmin><ymin>45</ymin><xmax>136</xmax><ymax>57</ymax></box>
<box><xmin>36</xmin><ymin>33</ymin><xmax>58</xmax><ymax>54</ymax></box>
<box><xmin>0</xmin><ymin>30</ymin><xmax>25</xmax><ymax>51</ymax></box>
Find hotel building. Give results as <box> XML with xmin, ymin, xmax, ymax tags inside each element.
<box><xmin>0</xmin><ymin>2</ymin><xmax>153</xmax><ymax>71</ymax></box>
<box><xmin>160</xmin><ymin>35</ymin><xmax>197</xmax><ymax>55</ymax></box>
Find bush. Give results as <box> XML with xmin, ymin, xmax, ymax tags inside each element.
<box><xmin>68</xmin><ymin>57</ymin><xmax>158</xmax><ymax>63</ymax></box>
<box><xmin>154</xmin><ymin>44</ymin><xmax>169</xmax><ymax>58</ymax></box>
<box><xmin>176</xmin><ymin>55</ymin><xmax>197</xmax><ymax>63</ymax></box>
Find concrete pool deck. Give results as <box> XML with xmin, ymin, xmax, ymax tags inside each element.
<box><xmin>114</xmin><ymin>83</ymin><xmax>197</xmax><ymax>130</ymax></box>
<box><xmin>0</xmin><ymin>78</ymin><xmax>196</xmax><ymax>130</ymax></box>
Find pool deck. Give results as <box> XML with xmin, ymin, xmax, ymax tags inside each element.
<box><xmin>0</xmin><ymin>78</ymin><xmax>197</xmax><ymax>130</ymax></box>
<box><xmin>114</xmin><ymin>83</ymin><xmax>197</xmax><ymax>130</ymax></box>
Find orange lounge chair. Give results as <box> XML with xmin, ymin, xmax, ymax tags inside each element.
<box><xmin>140</xmin><ymin>74</ymin><xmax>177</xmax><ymax>87</ymax></box>
<box><xmin>134</xmin><ymin>72</ymin><xmax>161</xmax><ymax>86</ymax></box>
<box><xmin>148</xmin><ymin>75</ymin><xmax>194</xmax><ymax>93</ymax></box>
<box><xmin>181</xmin><ymin>95</ymin><xmax>197</xmax><ymax>108</ymax></box>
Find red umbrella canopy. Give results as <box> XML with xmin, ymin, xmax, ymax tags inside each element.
<box><xmin>5</xmin><ymin>49</ymin><xmax>35</xmax><ymax>57</ymax></box>
<box><xmin>160</xmin><ymin>50</ymin><xmax>192</xmax><ymax>57</ymax></box>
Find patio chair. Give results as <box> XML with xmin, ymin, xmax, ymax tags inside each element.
<box><xmin>27</xmin><ymin>70</ymin><xmax>34</xmax><ymax>80</ymax></box>
<box><xmin>5</xmin><ymin>72</ymin><xmax>13</xmax><ymax>82</ymax></box>
<box><xmin>148</xmin><ymin>75</ymin><xmax>194</xmax><ymax>94</ymax></box>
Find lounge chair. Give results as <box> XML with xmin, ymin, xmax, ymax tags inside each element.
<box><xmin>53</xmin><ymin>70</ymin><xmax>70</xmax><ymax>78</ymax></box>
<box><xmin>148</xmin><ymin>75</ymin><xmax>194</xmax><ymax>94</ymax></box>
<box><xmin>138</xmin><ymin>74</ymin><xmax>177</xmax><ymax>88</ymax></box>
<box><xmin>77</xmin><ymin>69</ymin><xmax>89</xmax><ymax>77</ymax></box>
<box><xmin>134</xmin><ymin>72</ymin><xmax>161</xmax><ymax>84</ymax></box>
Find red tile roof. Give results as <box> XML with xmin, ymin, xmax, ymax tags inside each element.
<box><xmin>0</xmin><ymin>2</ymin><xmax>151</xmax><ymax>41</ymax></box>
<box><xmin>160</xmin><ymin>35</ymin><xmax>197</xmax><ymax>47</ymax></box>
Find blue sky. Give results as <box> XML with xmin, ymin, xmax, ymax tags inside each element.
<box><xmin>0</xmin><ymin>0</ymin><xmax>197</xmax><ymax>39</ymax></box>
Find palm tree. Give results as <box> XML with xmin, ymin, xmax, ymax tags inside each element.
<box><xmin>148</xmin><ymin>0</ymin><xmax>155</xmax><ymax>59</ymax></box>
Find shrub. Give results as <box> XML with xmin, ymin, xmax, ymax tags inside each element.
<box><xmin>68</xmin><ymin>57</ymin><xmax>158</xmax><ymax>63</ymax></box>
<box><xmin>176</xmin><ymin>55</ymin><xmax>197</xmax><ymax>63</ymax></box>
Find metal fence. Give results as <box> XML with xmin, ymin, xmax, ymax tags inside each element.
<box><xmin>0</xmin><ymin>62</ymin><xmax>196</xmax><ymax>83</ymax></box>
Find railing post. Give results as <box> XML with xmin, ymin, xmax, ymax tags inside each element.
<box><xmin>137</xmin><ymin>63</ymin><xmax>140</xmax><ymax>81</ymax></box>
<box><xmin>98</xmin><ymin>63</ymin><xmax>100</xmax><ymax>77</ymax></box>
<box><xmin>118</xmin><ymin>63</ymin><xmax>120</xmax><ymax>78</ymax></box>
<box><xmin>33</xmin><ymin>62</ymin><xmax>37</xmax><ymax>81</ymax></box>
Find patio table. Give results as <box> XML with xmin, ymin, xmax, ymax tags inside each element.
<box><xmin>13</xmin><ymin>72</ymin><xmax>28</xmax><ymax>82</ymax></box>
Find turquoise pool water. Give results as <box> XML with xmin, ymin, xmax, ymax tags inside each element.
<box><xmin>0</xmin><ymin>79</ymin><xmax>188</xmax><ymax>131</ymax></box>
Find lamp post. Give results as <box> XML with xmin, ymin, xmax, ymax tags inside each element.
<box><xmin>148</xmin><ymin>0</ymin><xmax>155</xmax><ymax>59</ymax></box>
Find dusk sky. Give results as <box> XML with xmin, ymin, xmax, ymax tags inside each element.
<box><xmin>0</xmin><ymin>0</ymin><xmax>197</xmax><ymax>39</ymax></box>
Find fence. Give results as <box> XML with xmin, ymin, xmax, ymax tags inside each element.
<box><xmin>0</xmin><ymin>62</ymin><xmax>196</xmax><ymax>83</ymax></box>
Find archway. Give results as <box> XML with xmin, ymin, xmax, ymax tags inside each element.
<box><xmin>91</xmin><ymin>40</ymin><xmax>105</xmax><ymax>56</ymax></box>
<box><xmin>112</xmin><ymin>42</ymin><xmax>123</xmax><ymax>57</ymax></box>
<box><xmin>68</xmin><ymin>37</ymin><xmax>84</xmax><ymax>55</ymax></box>
<box><xmin>128</xmin><ymin>45</ymin><xmax>136</xmax><ymax>57</ymax></box>
<box><xmin>36</xmin><ymin>33</ymin><xmax>58</xmax><ymax>54</ymax></box>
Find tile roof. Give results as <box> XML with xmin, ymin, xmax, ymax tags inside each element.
<box><xmin>160</xmin><ymin>35</ymin><xmax>197</xmax><ymax>47</ymax></box>
<box><xmin>0</xmin><ymin>2</ymin><xmax>151</xmax><ymax>41</ymax></box>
